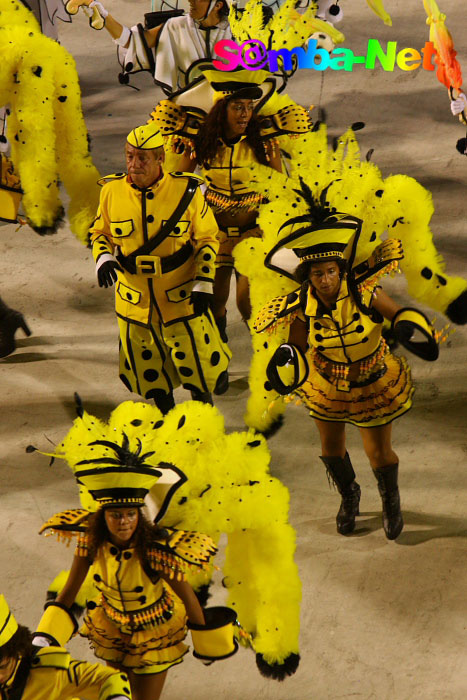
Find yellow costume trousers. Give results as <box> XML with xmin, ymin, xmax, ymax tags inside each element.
<box><xmin>118</xmin><ymin>309</ymin><xmax>231</xmax><ymax>399</ymax></box>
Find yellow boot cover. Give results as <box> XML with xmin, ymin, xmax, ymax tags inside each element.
<box><xmin>188</xmin><ymin>606</ymin><xmax>238</xmax><ymax>661</ymax></box>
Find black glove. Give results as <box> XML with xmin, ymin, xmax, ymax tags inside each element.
<box><xmin>190</xmin><ymin>291</ymin><xmax>212</xmax><ymax>315</ymax></box>
<box><xmin>273</xmin><ymin>344</ymin><xmax>295</xmax><ymax>366</ymax></box>
<box><xmin>97</xmin><ymin>260</ymin><xmax>122</xmax><ymax>288</ymax></box>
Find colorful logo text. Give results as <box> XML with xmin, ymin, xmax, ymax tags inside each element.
<box><xmin>213</xmin><ymin>38</ymin><xmax>438</xmax><ymax>74</ymax></box>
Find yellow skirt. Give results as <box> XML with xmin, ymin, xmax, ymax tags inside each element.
<box><xmin>295</xmin><ymin>352</ymin><xmax>414</xmax><ymax>428</ymax></box>
<box><xmin>80</xmin><ymin>585</ymin><xmax>189</xmax><ymax>674</ymax></box>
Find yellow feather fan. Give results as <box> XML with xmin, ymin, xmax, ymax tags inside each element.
<box><xmin>0</xmin><ymin>0</ymin><xmax>100</xmax><ymax>242</ymax></box>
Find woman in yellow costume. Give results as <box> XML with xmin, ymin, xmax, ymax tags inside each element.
<box><xmin>255</xmin><ymin>181</ymin><xmax>444</xmax><ymax>540</ymax></box>
<box><xmin>31</xmin><ymin>397</ymin><xmax>302</xmax><ymax>684</ymax></box>
<box><xmin>35</xmin><ymin>425</ymin><xmax>229</xmax><ymax>700</ymax></box>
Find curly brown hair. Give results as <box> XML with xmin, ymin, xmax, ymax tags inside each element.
<box><xmin>195</xmin><ymin>98</ymin><xmax>269</xmax><ymax>168</ymax></box>
<box><xmin>0</xmin><ymin>624</ymin><xmax>34</xmax><ymax>663</ymax></box>
<box><xmin>86</xmin><ymin>508</ymin><xmax>168</xmax><ymax>583</ymax></box>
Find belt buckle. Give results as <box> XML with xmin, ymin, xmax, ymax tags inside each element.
<box><xmin>226</xmin><ymin>226</ymin><xmax>240</xmax><ymax>238</ymax></box>
<box><xmin>135</xmin><ymin>255</ymin><xmax>161</xmax><ymax>277</ymax></box>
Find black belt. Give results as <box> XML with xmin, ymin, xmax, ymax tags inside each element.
<box><xmin>117</xmin><ymin>240</ymin><xmax>193</xmax><ymax>276</ymax></box>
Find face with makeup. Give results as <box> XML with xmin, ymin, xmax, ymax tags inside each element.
<box><xmin>104</xmin><ymin>507</ymin><xmax>139</xmax><ymax>547</ymax></box>
<box><xmin>225</xmin><ymin>98</ymin><xmax>255</xmax><ymax>138</ymax></box>
<box><xmin>308</xmin><ymin>260</ymin><xmax>342</xmax><ymax>304</ymax></box>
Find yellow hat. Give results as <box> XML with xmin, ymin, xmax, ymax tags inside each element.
<box><xmin>188</xmin><ymin>606</ymin><xmax>238</xmax><ymax>661</ymax></box>
<box><xmin>0</xmin><ymin>595</ymin><xmax>18</xmax><ymax>647</ymax></box>
<box><xmin>265</xmin><ymin>180</ymin><xmax>363</xmax><ymax>278</ymax></box>
<box><xmin>127</xmin><ymin>123</ymin><xmax>164</xmax><ymax>150</ymax></box>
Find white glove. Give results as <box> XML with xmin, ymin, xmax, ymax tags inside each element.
<box><xmin>32</xmin><ymin>635</ymin><xmax>52</xmax><ymax>647</ymax></box>
<box><xmin>88</xmin><ymin>0</ymin><xmax>108</xmax><ymax>18</ymax></box>
<box><xmin>450</xmin><ymin>92</ymin><xmax>467</xmax><ymax>116</ymax></box>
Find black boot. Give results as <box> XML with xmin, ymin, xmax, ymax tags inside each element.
<box><xmin>213</xmin><ymin>370</ymin><xmax>229</xmax><ymax>395</ymax></box>
<box><xmin>215</xmin><ymin>312</ymin><xmax>228</xmax><ymax>343</ymax></box>
<box><xmin>373</xmin><ymin>463</ymin><xmax>403</xmax><ymax>540</ymax></box>
<box><xmin>190</xmin><ymin>390</ymin><xmax>213</xmax><ymax>405</ymax></box>
<box><xmin>153</xmin><ymin>391</ymin><xmax>175</xmax><ymax>415</ymax></box>
<box><xmin>320</xmin><ymin>453</ymin><xmax>361</xmax><ymax>535</ymax></box>
<box><xmin>0</xmin><ymin>297</ymin><xmax>31</xmax><ymax>358</ymax></box>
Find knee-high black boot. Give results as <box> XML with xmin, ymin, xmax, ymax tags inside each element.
<box><xmin>0</xmin><ymin>296</ymin><xmax>31</xmax><ymax>358</ymax></box>
<box><xmin>373</xmin><ymin>463</ymin><xmax>403</xmax><ymax>540</ymax></box>
<box><xmin>320</xmin><ymin>453</ymin><xmax>361</xmax><ymax>535</ymax></box>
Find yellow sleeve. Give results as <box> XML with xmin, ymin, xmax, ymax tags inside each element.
<box><xmin>64</xmin><ymin>659</ymin><xmax>131</xmax><ymax>699</ymax></box>
<box><xmin>148</xmin><ymin>528</ymin><xmax>217</xmax><ymax>581</ymax></box>
<box><xmin>89</xmin><ymin>186</ymin><xmax>115</xmax><ymax>262</ymax></box>
<box><xmin>188</xmin><ymin>189</ymin><xmax>219</xmax><ymax>286</ymax></box>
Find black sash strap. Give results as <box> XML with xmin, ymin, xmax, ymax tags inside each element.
<box><xmin>117</xmin><ymin>176</ymin><xmax>199</xmax><ymax>274</ymax></box>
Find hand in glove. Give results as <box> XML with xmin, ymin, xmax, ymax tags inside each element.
<box><xmin>190</xmin><ymin>291</ymin><xmax>212</xmax><ymax>315</ymax></box>
<box><xmin>97</xmin><ymin>259</ymin><xmax>122</xmax><ymax>288</ymax></box>
<box><xmin>273</xmin><ymin>344</ymin><xmax>295</xmax><ymax>366</ymax></box>
<box><xmin>450</xmin><ymin>92</ymin><xmax>467</xmax><ymax>116</ymax></box>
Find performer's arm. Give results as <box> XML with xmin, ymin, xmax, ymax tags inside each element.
<box><xmin>160</xmin><ymin>574</ymin><xmax>205</xmax><ymax>625</ymax></box>
<box><xmin>62</xmin><ymin>659</ymin><xmax>131</xmax><ymax>700</ymax></box>
<box><xmin>87</xmin><ymin>2</ymin><xmax>161</xmax><ymax>47</ymax></box>
<box><xmin>288</xmin><ymin>316</ymin><xmax>308</xmax><ymax>352</ymax></box>
<box><xmin>371</xmin><ymin>287</ymin><xmax>401</xmax><ymax>321</ymax></box>
<box><xmin>55</xmin><ymin>555</ymin><xmax>91</xmax><ymax>609</ymax></box>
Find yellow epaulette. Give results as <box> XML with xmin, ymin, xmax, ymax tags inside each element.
<box><xmin>97</xmin><ymin>173</ymin><xmax>127</xmax><ymax>187</ymax></box>
<box><xmin>39</xmin><ymin>509</ymin><xmax>89</xmax><ymax>536</ymax></box>
<box><xmin>32</xmin><ymin>646</ymin><xmax>71</xmax><ymax>670</ymax></box>
<box><xmin>259</xmin><ymin>104</ymin><xmax>312</xmax><ymax>140</ymax></box>
<box><xmin>353</xmin><ymin>239</ymin><xmax>403</xmax><ymax>289</ymax></box>
<box><xmin>169</xmin><ymin>171</ymin><xmax>204</xmax><ymax>183</ymax></box>
<box><xmin>148</xmin><ymin>527</ymin><xmax>217</xmax><ymax>580</ymax></box>
<box><xmin>254</xmin><ymin>288</ymin><xmax>302</xmax><ymax>333</ymax></box>
<box><xmin>149</xmin><ymin>101</ymin><xmax>205</xmax><ymax>137</ymax></box>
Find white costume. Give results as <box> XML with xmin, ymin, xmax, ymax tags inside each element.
<box><xmin>122</xmin><ymin>15</ymin><xmax>232</xmax><ymax>94</ymax></box>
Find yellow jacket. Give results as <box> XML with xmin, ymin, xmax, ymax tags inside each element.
<box><xmin>301</xmin><ymin>279</ymin><xmax>382</xmax><ymax>364</ymax></box>
<box><xmin>2</xmin><ymin>646</ymin><xmax>130</xmax><ymax>699</ymax></box>
<box><xmin>90</xmin><ymin>171</ymin><xmax>219</xmax><ymax>325</ymax></box>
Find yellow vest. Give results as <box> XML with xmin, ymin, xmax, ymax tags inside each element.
<box><xmin>90</xmin><ymin>171</ymin><xmax>219</xmax><ymax>324</ymax></box>
<box><xmin>304</xmin><ymin>279</ymin><xmax>382</xmax><ymax>364</ymax></box>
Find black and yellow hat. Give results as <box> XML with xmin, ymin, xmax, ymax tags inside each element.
<box><xmin>265</xmin><ymin>213</ymin><xmax>362</xmax><ymax>279</ymax></box>
<box><xmin>0</xmin><ymin>595</ymin><xmax>18</xmax><ymax>647</ymax></box>
<box><xmin>127</xmin><ymin>122</ymin><xmax>164</xmax><ymax>150</ymax></box>
<box><xmin>200</xmin><ymin>65</ymin><xmax>268</xmax><ymax>104</ymax></box>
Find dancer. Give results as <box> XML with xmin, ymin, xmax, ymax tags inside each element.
<box><xmin>255</xmin><ymin>186</ymin><xmax>444</xmax><ymax>540</ymax></box>
<box><xmin>0</xmin><ymin>594</ymin><xmax>132</xmax><ymax>699</ymax></box>
<box><xmin>194</xmin><ymin>77</ymin><xmax>283</xmax><ymax>337</ymax></box>
<box><xmin>89</xmin><ymin>121</ymin><xmax>230</xmax><ymax>413</ymax></box>
<box><xmin>37</xmin><ymin>431</ymin><xmax>230</xmax><ymax>700</ymax></box>
<box><xmin>31</xmin><ymin>398</ymin><xmax>301</xmax><ymax>680</ymax></box>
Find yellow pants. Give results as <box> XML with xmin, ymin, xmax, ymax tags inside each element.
<box><xmin>117</xmin><ymin>309</ymin><xmax>231</xmax><ymax>400</ymax></box>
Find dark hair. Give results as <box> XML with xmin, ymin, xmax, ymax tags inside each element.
<box><xmin>0</xmin><ymin>625</ymin><xmax>34</xmax><ymax>662</ymax></box>
<box><xmin>195</xmin><ymin>98</ymin><xmax>269</xmax><ymax>168</ymax></box>
<box><xmin>294</xmin><ymin>257</ymin><xmax>347</xmax><ymax>284</ymax></box>
<box><xmin>87</xmin><ymin>508</ymin><xmax>167</xmax><ymax>582</ymax></box>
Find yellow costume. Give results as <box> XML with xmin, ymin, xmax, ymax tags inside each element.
<box><xmin>257</xmin><ymin>275</ymin><xmax>413</xmax><ymax>427</ymax></box>
<box><xmin>0</xmin><ymin>595</ymin><xmax>131</xmax><ymax>700</ymax></box>
<box><xmin>90</xmin><ymin>169</ymin><xmax>231</xmax><ymax>399</ymax></box>
<box><xmin>37</xmin><ymin>426</ymin><xmax>222</xmax><ymax>676</ymax></box>
<box><xmin>57</xmin><ymin>526</ymin><xmax>215</xmax><ymax>672</ymax></box>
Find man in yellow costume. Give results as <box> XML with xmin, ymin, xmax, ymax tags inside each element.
<box><xmin>90</xmin><ymin>122</ymin><xmax>230</xmax><ymax>413</ymax></box>
<box><xmin>0</xmin><ymin>594</ymin><xmax>132</xmax><ymax>699</ymax></box>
